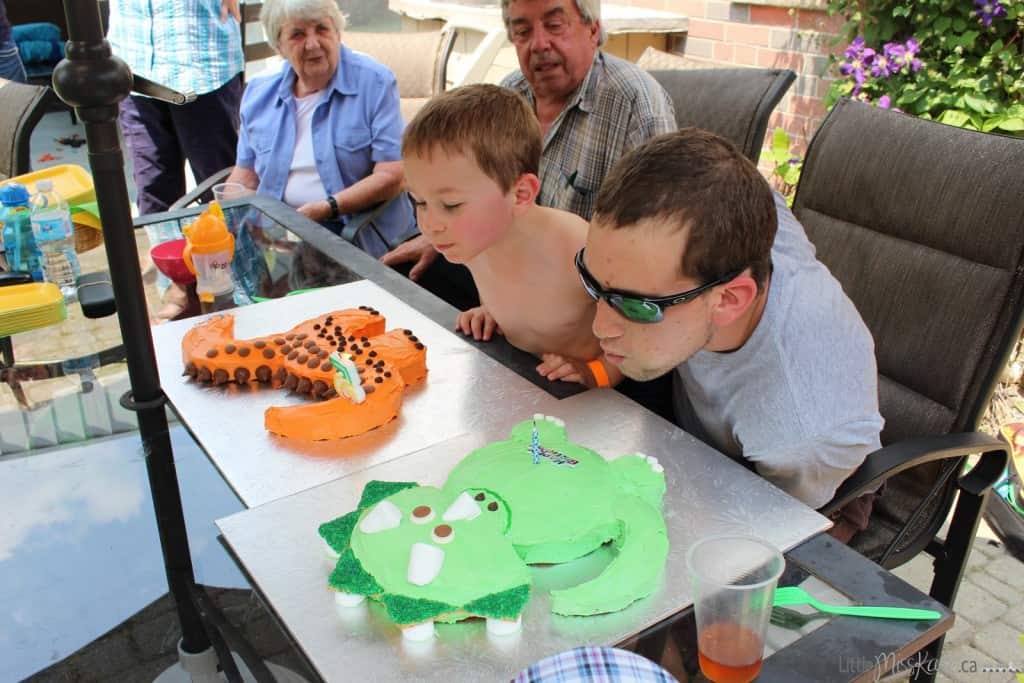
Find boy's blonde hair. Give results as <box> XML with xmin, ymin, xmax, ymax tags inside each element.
<box><xmin>402</xmin><ymin>84</ymin><xmax>541</xmax><ymax>193</ymax></box>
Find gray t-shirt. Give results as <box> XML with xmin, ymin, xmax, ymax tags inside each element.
<box><xmin>673</xmin><ymin>194</ymin><xmax>883</xmax><ymax>509</ymax></box>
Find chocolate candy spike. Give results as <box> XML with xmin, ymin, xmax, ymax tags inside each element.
<box><xmin>184</xmin><ymin>362</ymin><xmax>197</xmax><ymax>377</ymax></box>
<box><xmin>235</xmin><ymin>367</ymin><xmax>251</xmax><ymax>384</ymax></box>
<box><xmin>213</xmin><ymin>369</ymin><xmax>229</xmax><ymax>386</ymax></box>
<box><xmin>323</xmin><ymin>388</ymin><xmax>338</xmax><ymax>399</ymax></box>
<box><xmin>255</xmin><ymin>365</ymin><xmax>272</xmax><ymax>383</ymax></box>
<box><xmin>311</xmin><ymin>380</ymin><xmax>328</xmax><ymax>398</ymax></box>
<box><xmin>284</xmin><ymin>374</ymin><xmax>299</xmax><ymax>390</ymax></box>
<box><xmin>197</xmin><ymin>367</ymin><xmax>212</xmax><ymax>383</ymax></box>
<box><xmin>296</xmin><ymin>377</ymin><xmax>312</xmax><ymax>394</ymax></box>
<box><xmin>273</xmin><ymin>367</ymin><xmax>288</xmax><ymax>383</ymax></box>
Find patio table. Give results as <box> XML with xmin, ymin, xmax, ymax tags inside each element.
<box><xmin>143</xmin><ymin>196</ymin><xmax>953</xmax><ymax>682</ymax></box>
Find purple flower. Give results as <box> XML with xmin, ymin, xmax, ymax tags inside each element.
<box><xmin>844</xmin><ymin>37</ymin><xmax>866</xmax><ymax>60</ymax></box>
<box><xmin>840</xmin><ymin>44</ymin><xmax>876</xmax><ymax>84</ymax></box>
<box><xmin>890</xmin><ymin>38</ymin><xmax>923</xmax><ymax>73</ymax></box>
<box><xmin>973</xmin><ymin>0</ymin><xmax>1007</xmax><ymax>27</ymax></box>
<box><xmin>878</xmin><ymin>95</ymin><xmax>892</xmax><ymax>109</ymax></box>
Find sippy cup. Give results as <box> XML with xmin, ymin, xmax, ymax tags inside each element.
<box><xmin>182</xmin><ymin>203</ymin><xmax>236</xmax><ymax>306</ymax></box>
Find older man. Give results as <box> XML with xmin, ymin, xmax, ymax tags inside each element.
<box><xmin>380</xmin><ymin>0</ymin><xmax>675</xmax><ymax>288</ymax></box>
<box><xmin>574</xmin><ymin>129</ymin><xmax>884</xmax><ymax>541</ymax></box>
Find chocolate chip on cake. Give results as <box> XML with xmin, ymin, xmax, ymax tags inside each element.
<box><xmin>433</xmin><ymin>524</ymin><xmax>452</xmax><ymax>538</ymax></box>
<box><xmin>412</xmin><ymin>505</ymin><xmax>432</xmax><ymax>519</ymax></box>
<box><xmin>238</xmin><ymin>347</ymin><xmax>251</xmax><ymax>357</ymax></box>
<box><xmin>263</xmin><ymin>348</ymin><xmax>275</xmax><ymax>359</ymax></box>
<box><xmin>286</xmin><ymin>333</ymin><xmax>295</xmax><ymax>340</ymax></box>
<box><xmin>368</xmin><ymin>350</ymin><xmax>377</xmax><ymax>358</ymax></box>
<box><xmin>365</xmin><ymin>358</ymin><xmax>374</xmax><ymax>365</ymax></box>
<box><xmin>288</xmin><ymin>351</ymin><xmax>298</xmax><ymax>360</ymax></box>
<box><xmin>347</xmin><ymin>335</ymin><xmax>355</xmax><ymax>342</ymax></box>
<box><xmin>415</xmin><ymin>343</ymin><xmax>424</xmax><ymax>350</ymax></box>
<box><xmin>318</xmin><ymin>350</ymin><xmax>328</xmax><ymax>359</ymax></box>
<box><xmin>184</xmin><ymin>362</ymin><xmax>197</xmax><ymax>377</ymax></box>
<box><xmin>254</xmin><ymin>340</ymin><xmax>266</xmax><ymax>349</ymax></box>
<box><xmin>474</xmin><ymin>493</ymin><xmax>486</xmax><ymax>501</ymax></box>
<box><xmin>274</xmin><ymin>337</ymin><xmax>285</xmax><ymax>345</ymax></box>
<box><xmin>384</xmin><ymin>371</ymin><xmax>392</xmax><ymax>378</ymax></box>
<box><xmin>409</xmin><ymin>335</ymin><xmax>419</xmax><ymax>342</ymax></box>
<box><xmin>487</xmin><ymin>502</ymin><xmax>498</xmax><ymax>512</ymax></box>
<box><xmin>314</xmin><ymin>324</ymin><xmax>321</xmax><ymax>330</ymax></box>
<box><xmin>205</xmin><ymin>349</ymin><xmax>218</xmax><ymax>358</ymax></box>
<box><xmin>307</xmin><ymin>358</ymin><xmax>319</xmax><ymax>369</ymax></box>
<box><xmin>320</xmin><ymin>362</ymin><xmax>332</xmax><ymax>372</ymax></box>
<box><xmin>374</xmin><ymin>377</ymin><xmax>383</xmax><ymax>384</ymax></box>
<box><xmin>403</xmin><ymin>329</ymin><xmax>412</xmax><ymax>335</ymax></box>
<box><xmin>224</xmin><ymin>344</ymin><xmax>236</xmax><ymax>354</ymax></box>
<box><xmin>297</xmin><ymin>354</ymin><xmax>309</xmax><ymax>364</ymax></box>
<box><xmin>363</xmin><ymin>384</ymin><xmax>375</xmax><ymax>394</ymax></box>
<box><xmin>295</xmin><ymin>333</ymin><xmax>307</xmax><ymax>341</ymax></box>
<box><xmin>280</xmin><ymin>344</ymin><xmax>292</xmax><ymax>354</ymax></box>
<box><xmin>360</xmin><ymin>336</ymin><xmax>368</xmax><ymax>342</ymax></box>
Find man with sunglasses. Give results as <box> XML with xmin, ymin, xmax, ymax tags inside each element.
<box><xmin>573</xmin><ymin>129</ymin><xmax>884</xmax><ymax>541</ymax></box>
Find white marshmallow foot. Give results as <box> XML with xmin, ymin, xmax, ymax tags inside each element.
<box><xmin>322</xmin><ymin>538</ymin><xmax>340</xmax><ymax>560</ymax></box>
<box><xmin>334</xmin><ymin>591</ymin><xmax>366</xmax><ymax>608</ymax></box>
<box><xmin>486</xmin><ymin>616</ymin><xmax>522</xmax><ymax>636</ymax></box>
<box><xmin>401</xmin><ymin>620</ymin><xmax>435</xmax><ymax>642</ymax></box>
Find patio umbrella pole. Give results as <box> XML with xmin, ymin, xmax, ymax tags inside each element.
<box><xmin>52</xmin><ymin>0</ymin><xmax>212</xmax><ymax>663</ymax></box>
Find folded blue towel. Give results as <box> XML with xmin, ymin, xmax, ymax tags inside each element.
<box><xmin>11</xmin><ymin>22</ymin><xmax>62</xmax><ymax>44</ymax></box>
<box><xmin>12</xmin><ymin>23</ymin><xmax>63</xmax><ymax>65</ymax></box>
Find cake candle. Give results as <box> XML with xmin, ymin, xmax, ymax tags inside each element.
<box><xmin>531</xmin><ymin>420</ymin><xmax>541</xmax><ymax>464</ymax></box>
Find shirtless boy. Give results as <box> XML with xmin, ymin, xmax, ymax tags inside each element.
<box><xmin>402</xmin><ymin>84</ymin><xmax>612</xmax><ymax>382</ymax></box>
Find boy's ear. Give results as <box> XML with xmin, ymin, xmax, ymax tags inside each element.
<box><xmin>709</xmin><ymin>272</ymin><xmax>759</xmax><ymax>327</ymax></box>
<box><xmin>511</xmin><ymin>173</ymin><xmax>541</xmax><ymax>211</ymax></box>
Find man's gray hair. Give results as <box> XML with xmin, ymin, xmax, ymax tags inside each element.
<box><xmin>261</xmin><ymin>0</ymin><xmax>348</xmax><ymax>53</ymax></box>
<box><xmin>501</xmin><ymin>0</ymin><xmax>606</xmax><ymax>46</ymax></box>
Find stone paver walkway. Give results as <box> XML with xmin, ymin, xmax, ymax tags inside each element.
<box><xmin>886</xmin><ymin>520</ymin><xmax>1024</xmax><ymax>683</ymax></box>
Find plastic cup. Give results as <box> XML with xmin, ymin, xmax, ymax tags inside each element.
<box><xmin>687</xmin><ymin>535</ymin><xmax>784</xmax><ymax>683</ymax></box>
<box><xmin>211</xmin><ymin>182</ymin><xmax>253</xmax><ymax>203</ymax></box>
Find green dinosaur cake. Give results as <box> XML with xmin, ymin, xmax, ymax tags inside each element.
<box><xmin>318</xmin><ymin>415</ymin><xmax>669</xmax><ymax>641</ymax></box>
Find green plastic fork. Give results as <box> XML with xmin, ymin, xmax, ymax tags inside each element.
<box><xmin>773</xmin><ymin>586</ymin><xmax>942</xmax><ymax>620</ymax></box>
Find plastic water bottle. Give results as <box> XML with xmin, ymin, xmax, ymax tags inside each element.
<box><xmin>30</xmin><ymin>179</ymin><xmax>80</xmax><ymax>301</ymax></box>
<box><xmin>1</xmin><ymin>183</ymin><xmax>44</xmax><ymax>280</ymax></box>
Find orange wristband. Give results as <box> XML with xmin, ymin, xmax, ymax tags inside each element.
<box><xmin>587</xmin><ymin>359</ymin><xmax>611</xmax><ymax>388</ymax></box>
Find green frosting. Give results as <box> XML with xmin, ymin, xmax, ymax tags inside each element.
<box><xmin>463</xmin><ymin>584</ymin><xmax>531</xmax><ymax>620</ymax></box>
<box><xmin>328</xmin><ymin>549</ymin><xmax>383</xmax><ymax>596</ymax></box>
<box><xmin>359</xmin><ymin>480</ymin><xmax>419</xmax><ymax>508</ymax></box>
<box><xmin>381</xmin><ymin>594</ymin><xmax>457</xmax><ymax>625</ymax></box>
<box><xmin>323</xmin><ymin>417</ymin><xmax>669</xmax><ymax>628</ymax></box>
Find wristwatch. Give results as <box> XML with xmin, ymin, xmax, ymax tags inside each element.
<box><xmin>325</xmin><ymin>194</ymin><xmax>340</xmax><ymax>219</ymax></box>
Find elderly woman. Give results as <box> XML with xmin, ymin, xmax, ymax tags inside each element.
<box><xmin>226</xmin><ymin>0</ymin><xmax>414</xmax><ymax>258</ymax></box>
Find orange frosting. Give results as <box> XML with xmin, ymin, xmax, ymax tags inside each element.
<box><xmin>181</xmin><ymin>307</ymin><xmax>427</xmax><ymax>440</ymax></box>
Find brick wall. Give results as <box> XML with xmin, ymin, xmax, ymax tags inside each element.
<box><xmin>621</xmin><ymin>0</ymin><xmax>845</xmax><ymax>165</ymax></box>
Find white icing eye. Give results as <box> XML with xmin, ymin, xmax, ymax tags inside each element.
<box><xmin>359</xmin><ymin>500</ymin><xmax>402</xmax><ymax>533</ymax></box>
<box><xmin>431</xmin><ymin>524</ymin><xmax>455</xmax><ymax>544</ymax></box>
<box><xmin>410</xmin><ymin>505</ymin><xmax>435</xmax><ymax>524</ymax></box>
<box><xmin>407</xmin><ymin>542</ymin><xmax>445</xmax><ymax>585</ymax></box>
<box><xmin>442</xmin><ymin>492</ymin><xmax>481</xmax><ymax>522</ymax></box>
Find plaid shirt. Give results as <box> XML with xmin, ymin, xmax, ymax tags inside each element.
<box><xmin>513</xmin><ymin>647</ymin><xmax>677</xmax><ymax>682</ymax></box>
<box><xmin>503</xmin><ymin>52</ymin><xmax>675</xmax><ymax>221</ymax></box>
<box><xmin>106</xmin><ymin>0</ymin><xmax>243</xmax><ymax>96</ymax></box>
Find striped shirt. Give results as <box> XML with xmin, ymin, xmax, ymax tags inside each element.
<box><xmin>106</xmin><ymin>0</ymin><xmax>243</xmax><ymax>96</ymax></box>
<box><xmin>512</xmin><ymin>647</ymin><xmax>677</xmax><ymax>682</ymax></box>
<box><xmin>503</xmin><ymin>52</ymin><xmax>676</xmax><ymax>221</ymax></box>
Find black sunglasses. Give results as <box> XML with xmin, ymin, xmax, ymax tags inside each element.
<box><xmin>575</xmin><ymin>248</ymin><xmax>742</xmax><ymax>323</ymax></box>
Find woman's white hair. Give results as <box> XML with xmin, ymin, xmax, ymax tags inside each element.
<box><xmin>261</xmin><ymin>0</ymin><xmax>348</xmax><ymax>53</ymax></box>
<box><xmin>500</xmin><ymin>0</ymin><xmax>605</xmax><ymax>45</ymax></box>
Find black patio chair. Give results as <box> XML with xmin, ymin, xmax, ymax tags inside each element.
<box><xmin>797</xmin><ymin>98</ymin><xmax>1023</xmax><ymax>679</ymax></box>
<box><xmin>0</xmin><ymin>78</ymin><xmax>53</xmax><ymax>181</ymax></box>
<box><xmin>644</xmin><ymin>66</ymin><xmax>795</xmax><ymax>164</ymax></box>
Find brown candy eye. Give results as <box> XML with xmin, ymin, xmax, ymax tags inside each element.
<box><xmin>411</xmin><ymin>505</ymin><xmax>434</xmax><ymax>524</ymax></box>
<box><xmin>431</xmin><ymin>524</ymin><xmax>454</xmax><ymax>544</ymax></box>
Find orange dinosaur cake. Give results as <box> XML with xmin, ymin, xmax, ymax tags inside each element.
<box><xmin>181</xmin><ymin>306</ymin><xmax>427</xmax><ymax>440</ymax></box>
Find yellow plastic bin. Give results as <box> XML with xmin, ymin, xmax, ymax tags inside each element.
<box><xmin>0</xmin><ymin>164</ymin><xmax>96</xmax><ymax>206</ymax></box>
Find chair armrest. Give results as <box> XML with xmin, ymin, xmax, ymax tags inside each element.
<box><xmin>0</xmin><ymin>272</ymin><xmax>35</xmax><ymax>287</ymax></box>
<box><xmin>169</xmin><ymin>167</ymin><xmax>233</xmax><ymax>210</ymax></box>
<box><xmin>820</xmin><ymin>431</ymin><xmax>1010</xmax><ymax>516</ymax></box>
